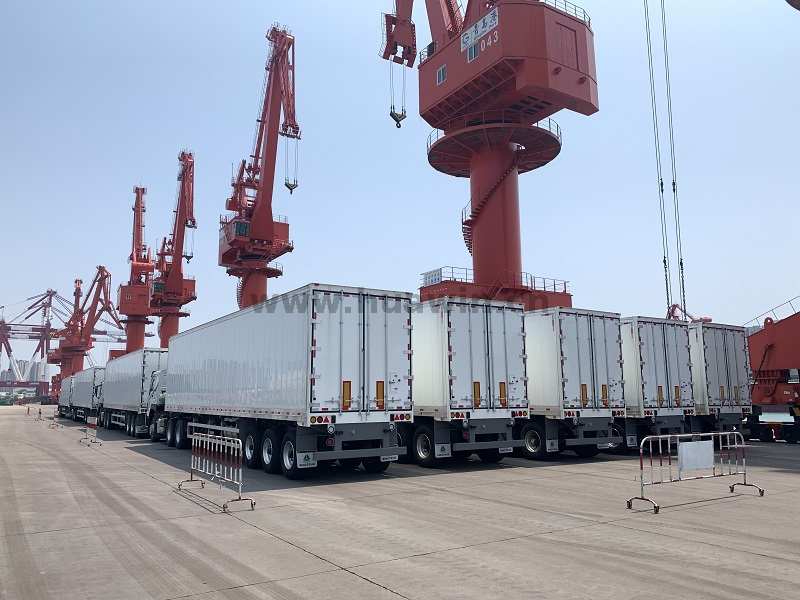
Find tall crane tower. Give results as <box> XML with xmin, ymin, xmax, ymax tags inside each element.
<box><xmin>219</xmin><ymin>25</ymin><xmax>300</xmax><ymax>309</ymax></box>
<box><xmin>118</xmin><ymin>186</ymin><xmax>155</xmax><ymax>354</ymax></box>
<box><xmin>383</xmin><ymin>0</ymin><xmax>598</xmax><ymax>309</ymax></box>
<box><xmin>47</xmin><ymin>267</ymin><xmax>125</xmax><ymax>398</ymax></box>
<box><xmin>150</xmin><ymin>151</ymin><xmax>197</xmax><ymax>348</ymax></box>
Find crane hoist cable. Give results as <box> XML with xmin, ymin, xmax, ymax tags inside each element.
<box><xmin>389</xmin><ymin>60</ymin><xmax>407</xmax><ymax>128</ymax></box>
<box><xmin>284</xmin><ymin>137</ymin><xmax>299</xmax><ymax>193</ymax></box>
<box><xmin>643</xmin><ymin>0</ymin><xmax>673</xmax><ymax>314</ymax></box>
<box><xmin>659</xmin><ymin>0</ymin><xmax>687</xmax><ymax>316</ymax></box>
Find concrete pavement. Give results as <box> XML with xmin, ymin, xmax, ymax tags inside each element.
<box><xmin>1</xmin><ymin>404</ymin><xmax>798</xmax><ymax>600</ymax></box>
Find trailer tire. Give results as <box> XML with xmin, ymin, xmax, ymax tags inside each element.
<box><xmin>241</xmin><ymin>425</ymin><xmax>262</xmax><ymax>470</ymax></box>
<box><xmin>758</xmin><ymin>427</ymin><xmax>773</xmax><ymax>443</ymax></box>
<box><xmin>573</xmin><ymin>445</ymin><xmax>600</xmax><ymax>458</ymax></box>
<box><xmin>452</xmin><ymin>450</ymin><xmax>472</xmax><ymax>460</ymax></box>
<box><xmin>477</xmin><ymin>449</ymin><xmax>503</xmax><ymax>464</ymax></box>
<box><xmin>412</xmin><ymin>426</ymin><xmax>438</xmax><ymax>468</ymax></box>
<box><xmin>149</xmin><ymin>416</ymin><xmax>161</xmax><ymax>442</ymax></box>
<box><xmin>175</xmin><ymin>419</ymin><xmax>191</xmax><ymax>449</ymax></box>
<box><xmin>603</xmin><ymin>422</ymin><xmax>628</xmax><ymax>455</ymax></box>
<box><xmin>135</xmin><ymin>414</ymin><xmax>148</xmax><ymax>439</ymax></box>
<box><xmin>261</xmin><ymin>429</ymin><xmax>282</xmax><ymax>474</ymax></box>
<box><xmin>165</xmin><ymin>419</ymin><xmax>176</xmax><ymax>447</ymax></box>
<box><xmin>520</xmin><ymin>422</ymin><xmax>548</xmax><ymax>461</ymax></box>
<box><xmin>362</xmin><ymin>457</ymin><xmax>390</xmax><ymax>473</ymax></box>
<box><xmin>280</xmin><ymin>431</ymin><xmax>303</xmax><ymax>480</ymax></box>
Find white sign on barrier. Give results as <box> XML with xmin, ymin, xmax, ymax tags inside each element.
<box><xmin>678</xmin><ymin>440</ymin><xmax>714</xmax><ymax>471</ymax></box>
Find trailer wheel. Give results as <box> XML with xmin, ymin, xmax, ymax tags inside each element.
<box><xmin>477</xmin><ymin>449</ymin><xmax>503</xmax><ymax>464</ymax></box>
<box><xmin>149</xmin><ymin>415</ymin><xmax>161</xmax><ymax>442</ymax></box>
<box><xmin>758</xmin><ymin>427</ymin><xmax>773</xmax><ymax>443</ymax></box>
<box><xmin>603</xmin><ymin>422</ymin><xmax>628</xmax><ymax>455</ymax></box>
<box><xmin>165</xmin><ymin>419</ymin><xmax>176</xmax><ymax>447</ymax></box>
<box><xmin>135</xmin><ymin>414</ymin><xmax>148</xmax><ymax>439</ymax></box>
<box><xmin>175</xmin><ymin>419</ymin><xmax>191</xmax><ymax>449</ymax></box>
<box><xmin>520</xmin><ymin>422</ymin><xmax>548</xmax><ymax>461</ymax></box>
<box><xmin>261</xmin><ymin>429</ymin><xmax>282</xmax><ymax>474</ymax></box>
<box><xmin>362</xmin><ymin>457</ymin><xmax>390</xmax><ymax>473</ymax></box>
<box><xmin>412</xmin><ymin>426</ymin><xmax>438</xmax><ymax>468</ymax></box>
<box><xmin>280</xmin><ymin>431</ymin><xmax>302</xmax><ymax>480</ymax></box>
<box><xmin>573</xmin><ymin>445</ymin><xmax>600</xmax><ymax>458</ymax></box>
<box><xmin>241</xmin><ymin>425</ymin><xmax>263</xmax><ymax>470</ymax></box>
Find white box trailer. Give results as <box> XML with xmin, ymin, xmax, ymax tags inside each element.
<box><xmin>405</xmin><ymin>297</ymin><xmax>525</xmax><ymax>466</ymax></box>
<box><xmin>688</xmin><ymin>322</ymin><xmax>751</xmax><ymax>432</ymax></box>
<box><xmin>161</xmin><ymin>284</ymin><xmax>413</xmax><ymax>479</ymax></box>
<box><xmin>100</xmin><ymin>348</ymin><xmax>168</xmax><ymax>436</ymax></box>
<box><xmin>518</xmin><ymin>308</ymin><xmax>627</xmax><ymax>459</ymax></box>
<box><xmin>620</xmin><ymin>317</ymin><xmax>694</xmax><ymax>440</ymax></box>
<box><xmin>58</xmin><ymin>375</ymin><xmax>74</xmax><ymax>417</ymax></box>
<box><xmin>70</xmin><ymin>367</ymin><xmax>105</xmax><ymax>420</ymax></box>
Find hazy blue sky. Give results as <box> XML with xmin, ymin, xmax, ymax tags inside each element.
<box><xmin>1</xmin><ymin>1</ymin><xmax>798</xmax><ymax>371</ymax></box>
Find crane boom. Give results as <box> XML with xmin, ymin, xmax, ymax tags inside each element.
<box><xmin>118</xmin><ymin>186</ymin><xmax>155</xmax><ymax>353</ymax></box>
<box><xmin>150</xmin><ymin>151</ymin><xmax>197</xmax><ymax>348</ymax></box>
<box><xmin>219</xmin><ymin>25</ymin><xmax>299</xmax><ymax>309</ymax></box>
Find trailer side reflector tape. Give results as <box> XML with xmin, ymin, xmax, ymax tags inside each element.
<box><xmin>499</xmin><ymin>382</ymin><xmax>507</xmax><ymax>408</ymax></box>
<box><xmin>581</xmin><ymin>384</ymin><xmax>588</xmax><ymax>408</ymax></box>
<box><xmin>473</xmin><ymin>382</ymin><xmax>481</xmax><ymax>408</ymax></box>
<box><xmin>342</xmin><ymin>381</ymin><xmax>352</xmax><ymax>410</ymax></box>
<box><xmin>658</xmin><ymin>386</ymin><xmax>664</xmax><ymax>407</ymax></box>
<box><xmin>720</xmin><ymin>386</ymin><xmax>726</xmax><ymax>402</ymax></box>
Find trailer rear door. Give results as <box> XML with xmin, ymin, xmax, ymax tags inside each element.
<box><xmin>593</xmin><ymin>315</ymin><xmax>625</xmax><ymax>409</ymax></box>
<box><xmin>448</xmin><ymin>302</ymin><xmax>489</xmax><ymax>409</ymax></box>
<box><xmin>364</xmin><ymin>294</ymin><xmax>412</xmax><ymax>412</ymax></box>
<box><xmin>487</xmin><ymin>304</ymin><xmax>526</xmax><ymax>409</ymax></box>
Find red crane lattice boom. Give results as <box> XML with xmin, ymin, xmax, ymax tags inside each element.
<box><xmin>118</xmin><ymin>186</ymin><xmax>155</xmax><ymax>353</ymax></box>
<box><xmin>150</xmin><ymin>151</ymin><xmax>197</xmax><ymax>348</ymax></box>
<box><xmin>219</xmin><ymin>25</ymin><xmax>300</xmax><ymax>309</ymax></box>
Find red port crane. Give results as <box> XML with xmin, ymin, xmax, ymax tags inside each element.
<box><xmin>47</xmin><ymin>266</ymin><xmax>125</xmax><ymax>398</ymax></box>
<box><xmin>150</xmin><ymin>151</ymin><xmax>197</xmax><ymax>348</ymax></box>
<box><xmin>118</xmin><ymin>186</ymin><xmax>155</xmax><ymax>354</ymax></box>
<box><xmin>382</xmin><ymin>0</ymin><xmax>598</xmax><ymax>309</ymax></box>
<box><xmin>219</xmin><ymin>25</ymin><xmax>300</xmax><ymax>309</ymax></box>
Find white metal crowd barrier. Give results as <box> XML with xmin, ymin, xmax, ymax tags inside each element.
<box><xmin>627</xmin><ymin>431</ymin><xmax>764</xmax><ymax>514</ymax></box>
<box><xmin>178</xmin><ymin>423</ymin><xmax>255</xmax><ymax>512</ymax></box>
<box><xmin>79</xmin><ymin>409</ymin><xmax>102</xmax><ymax>446</ymax></box>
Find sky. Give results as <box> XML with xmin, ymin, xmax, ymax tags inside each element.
<box><xmin>1</xmin><ymin>0</ymin><xmax>798</xmax><ymax>373</ymax></box>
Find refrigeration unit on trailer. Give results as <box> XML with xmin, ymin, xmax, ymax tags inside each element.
<box><xmin>688</xmin><ymin>322</ymin><xmax>751</xmax><ymax>434</ymax></box>
<box><xmin>620</xmin><ymin>317</ymin><xmax>694</xmax><ymax>442</ymax></box>
<box><xmin>519</xmin><ymin>308</ymin><xmax>627</xmax><ymax>459</ymax></box>
<box><xmin>69</xmin><ymin>367</ymin><xmax>105</xmax><ymax>421</ymax></box>
<box><xmin>160</xmin><ymin>283</ymin><xmax>413</xmax><ymax>479</ymax></box>
<box><xmin>405</xmin><ymin>297</ymin><xmax>526</xmax><ymax>467</ymax></box>
<box><xmin>58</xmin><ymin>375</ymin><xmax>74</xmax><ymax>418</ymax></box>
<box><xmin>100</xmin><ymin>348</ymin><xmax>168</xmax><ymax>437</ymax></box>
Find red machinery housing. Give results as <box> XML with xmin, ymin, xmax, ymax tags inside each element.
<box><xmin>384</xmin><ymin>0</ymin><xmax>598</xmax><ymax>309</ymax></box>
<box><xmin>118</xmin><ymin>186</ymin><xmax>155</xmax><ymax>354</ymax></box>
<box><xmin>746</xmin><ymin>313</ymin><xmax>800</xmax><ymax>442</ymax></box>
<box><xmin>219</xmin><ymin>26</ymin><xmax>300</xmax><ymax>309</ymax></box>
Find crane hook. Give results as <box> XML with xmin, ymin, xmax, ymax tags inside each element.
<box><xmin>390</xmin><ymin>109</ymin><xmax>406</xmax><ymax>128</ymax></box>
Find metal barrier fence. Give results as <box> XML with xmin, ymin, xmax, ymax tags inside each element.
<box><xmin>178</xmin><ymin>424</ymin><xmax>255</xmax><ymax>512</ymax></box>
<box><xmin>627</xmin><ymin>432</ymin><xmax>764</xmax><ymax>513</ymax></box>
<box><xmin>49</xmin><ymin>408</ymin><xmax>63</xmax><ymax>429</ymax></box>
<box><xmin>79</xmin><ymin>409</ymin><xmax>102</xmax><ymax>446</ymax></box>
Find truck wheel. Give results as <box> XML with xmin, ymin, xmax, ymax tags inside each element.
<box><xmin>241</xmin><ymin>425</ymin><xmax>263</xmax><ymax>470</ymax></box>
<box><xmin>396</xmin><ymin>428</ymin><xmax>413</xmax><ymax>464</ymax></box>
<box><xmin>175</xmin><ymin>419</ymin><xmax>191</xmax><ymax>449</ymax></box>
<box><xmin>338</xmin><ymin>458</ymin><xmax>361</xmax><ymax>470</ymax></box>
<box><xmin>412</xmin><ymin>426</ymin><xmax>438</xmax><ymax>468</ymax></box>
<box><xmin>135</xmin><ymin>414</ymin><xmax>148</xmax><ymax>439</ymax></box>
<box><xmin>362</xmin><ymin>457</ymin><xmax>390</xmax><ymax>473</ymax></box>
<box><xmin>149</xmin><ymin>416</ymin><xmax>161</xmax><ymax>442</ymax></box>
<box><xmin>574</xmin><ymin>445</ymin><xmax>600</xmax><ymax>458</ymax></box>
<box><xmin>280</xmin><ymin>431</ymin><xmax>302</xmax><ymax>480</ymax></box>
<box><xmin>165</xmin><ymin>419</ymin><xmax>176</xmax><ymax>447</ymax></box>
<box><xmin>758</xmin><ymin>427</ymin><xmax>773</xmax><ymax>443</ymax></box>
<box><xmin>603</xmin><ymin>422</ymin><xmax>628</xmax><ymax>455</ymax></box>
<box><xmin>477</xmin><ymin>449</ymin><xmax>503</xmax><ymax>464</ymax></box>
<box><xmin>452</xmin><ymin>450</ymin><xmax>472</xmax><ymax>461</ymax></box>
<box><xmin>520</xmin><ymin>422</ymin><xmax>548</xmax><ymax>460</ymax></box>
<box><xmin>261</xmin><ymin>429</ymin><xmax>282</xmax><ymax>474</ymax></box>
